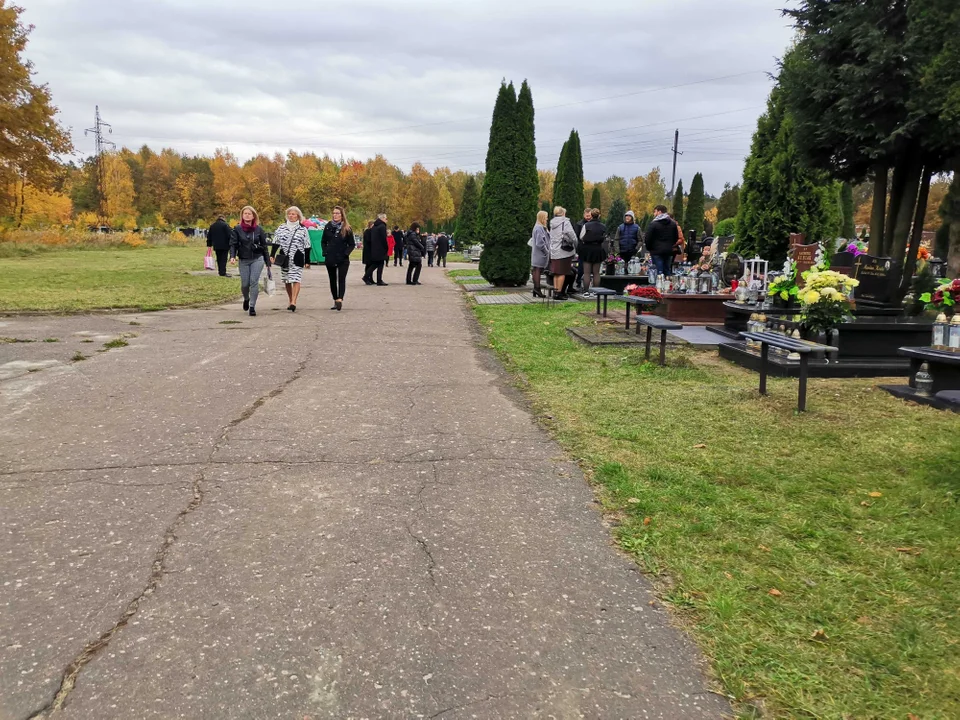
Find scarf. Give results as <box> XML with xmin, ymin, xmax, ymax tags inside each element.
<box><xmin>240</xmin><ymin>220</ymin><xmax>257</xmax><ymax>233</ymax></box>
<box><xmin>328</xmin><ymin>220</ymin><xmax>342</xmax><ymax>236</ymax></box>
<box><xmin>283</xmin><ymin>221</ymin><xmax>300</xmax><ymax>233</ymax></box>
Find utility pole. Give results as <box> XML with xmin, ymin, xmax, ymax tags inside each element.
<box><xmin>669</xmin><ymin>129</ymin><xmax>682</xmax><ymax>198</ymax></box>
<box><xmin>85</xmin><ymin>106</ymin><xmax>114</xmax><ymax>227</ymax></box>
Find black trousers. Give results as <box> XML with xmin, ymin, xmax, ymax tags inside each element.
<box><xmin>427</xmin><ymin>250</ymin><xmax>435</xmax><ymax>266</ymax></box>
<box><xmin>394</xmin><ymin>250</ymin><xmax>403</xmax><ymax>266</ymax></box>
<box><xmin>363</xmin><ymin>261</ymin><xmax>383</xmax><ymax>283</ymax></box>
<box><xmin>326</xmin><ymin>261</ymin><xmax>349</xmax><ymax>300</ymax></box>
<box><xmin>406</xmin><ymin>262</ymin><xmax>422</xmax><ymax>284</ymax></box>
<box><xmin>214</xmin><ymin>248</ymin><xmax>229</xmax><ymax>276</ymax></box>
<box><xmin>437</xmin><ymin>250</ymin><xmax>447</xmax><ymax>267</ymax></box>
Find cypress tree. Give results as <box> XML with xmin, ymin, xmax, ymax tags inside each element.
<box><xmin>541</xmin><ymin>200</ymin><xmax>550</xmax><ymax>215</ymax></box>
<box><xmin>553</xmin><ymin>129</ymin><xmax>584</xmax><ymax>221</ymax></box>
<box><xmin>606</xmin><ymin>197</ymin><xmax>626</xmax><ymax>236</ymax></box>
<box><xmin>840</xmin><ymin>182</ymin><xmax>855</xmax><ymax>238</ymax></box>
<box><xmin>734</xmin><ymin>85</ymin><xmax>842</xmax><ymax>264</ymax></box>
<box><xmin>478</xmin><ymin>80</ymin><xmax>538</xmax><ymax>286</ymax></box>
<box><xmin>686</xmin><ymin>173</ymin><xmax>705</xmax><ymax>236</ymax></box>
<box><xmin>455</xmin><ymin>175</ymin><xmax>480</xmax><ymax>247</ymax></box>
<box><xmin>672</xmin><ymin>180</ymin><xmax>685</xmax><ymax>228</ymax></box>
<box><xmin>590</xmin><ymin>186</ymin><xmax>601</xmax><ymax>212</ymax></box>
<box><xmin>717</xmin><ymin>183</ymin><xmax>740</xmax><ymax>221</ymax></box>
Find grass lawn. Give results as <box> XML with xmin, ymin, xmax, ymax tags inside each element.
<box><xmin>474</xmin><ymin>301</ymin><xmax>959</xmax><ymax>719</ymax></box>
<box><xmin>447</xmin><ymin>268</ymin><xmax>481</xmax><ymax>278</ymax></box>
<box><xmin>0</xmin><ymin>245</ymin><xmax>240</xmax><ymax>312</ymax></box>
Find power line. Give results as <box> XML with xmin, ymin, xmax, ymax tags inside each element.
<box><xmin>84</xmin><ymin>106</ymin><xmax>114</xmax><ymax>225</ymax></box>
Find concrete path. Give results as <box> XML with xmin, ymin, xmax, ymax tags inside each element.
<box><xmin>1</xmin><ymin>261</ymin><xmax>728</xmax><ymax>719</ymax></box>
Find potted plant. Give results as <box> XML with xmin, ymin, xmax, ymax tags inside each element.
<box><xmin>799</xmin><ymin>269</ymin><xmax>860</xmax><ymax>342</ymax></box>
<box><xmin>624</xmin><ymin>284</ymin><xmax>663</xmax><ymax>313</ymax></box>
<box><xmin>605</xmin><ymin>254</ymin><xmax>622</xmax><ymax>276</ymax></box>
<box><xmin>919</xmin><ymin>278</ymin><xmax>960</xmax><ymax>316</ymax></box>
<box><xmin>768</xmin><ymin>261</ymin><xmax>800</xmax><ymax>308</ymax></box>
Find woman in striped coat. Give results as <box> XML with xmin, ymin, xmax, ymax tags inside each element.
<box><xmin>272</xmin><ymin>206</ymin><xmax>310</xmax><ymax>312</ymax></box>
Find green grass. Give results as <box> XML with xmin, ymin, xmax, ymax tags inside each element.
<box><xmin>0</xmin><ymin>245</ymin><xmax>239</xmax><ymax>312</ymax></box>
<box><xmin>447</xmin><ymin>269</ymin><xmax>482</xmax><ymax>278</ymax></box>
<box><xmin>71</xmin><ymin>351</ymin><xmax>86</xmax><ymax>362</ymax></box>
<box><xmin>102</xmin><ymin>338</ymin><xmax>129</xmax><ymax>349</ymax></box>
<box><xmin>474</xmin><ymin>302</ymin><xmax>960</xmax><ymax>719</ymax></box>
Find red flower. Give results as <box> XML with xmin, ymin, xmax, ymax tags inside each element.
<box><xmin>628</xmin><ymin>286</ymin><xmax>662</xmax><ymax>302</ymax></box>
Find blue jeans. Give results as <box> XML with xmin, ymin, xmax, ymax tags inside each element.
<box><xmin>652</xmin><ymin>254</ymin><xmax>673</xmax><ymax>276</ymax></box>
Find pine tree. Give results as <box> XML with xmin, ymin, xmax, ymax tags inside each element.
<box><xmin>606</xmin><ymin>197</ymin><xmax>626</xmax><ymax>237</ymax></box>
<box><xmin>455</xmin><ymin>175</ymin><xmax>480</xmax><ymax>247</ymax></box>
<box><xmin>717</xmin><ymin>182</ymin><xmax>740</xmax><ymax>221</ymax></box>
<box><xmin>734</xmin><ymin>85</ymin><xmax>843</xmax><ymax>264</ymax></box>
<box><xmin>840</xmin><ymin>182</ymin><xmax>855</xmax><ymax>238</ymax></box>
<box><xmin>686</xmin><ymin>173</ymin><xmax>705</xmax><ymax>236</ymax></box>
<box><xmin>590</xmin><ymin>186</ymin><xmax>601</xmax><ymax>212</ymax></box>
<box><xmin>552</xmin><ymin>130</ymin><xmax>584</xmax><ymax>221</ymax></box>
<box><xmin>672</xmin><ymin>180</ymin><xmax>685</xmax><ymax>228</ymax></box>
<box><xmin>478</xmin><ymin>80</ymin><xmax>538</xmax><ymax>286</ymax></box>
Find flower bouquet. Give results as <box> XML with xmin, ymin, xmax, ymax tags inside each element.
<box><xmin>920</xmin><ymin>278</ymin><xmax>960</xmax><ymax>316</ymax></box>
<box><xmin>624</xmin><ymin>284</ymin><xmax>662</xmax><ymax>304</ymax></box>
<box><xmin>605</xmin><ymin>254</ymin><xmax>622</xmax><ymax>275</ymax></box>
<box><xmin>845</xmin><ymin>240</ymin><xmax>868</xmax><ymax>257</ymax></box>
<box><xmin>768</xmin><ymin>261</ymin><xmax>799</xmax><ymax>308</ymax></box>
<box><xmin>799</xmin><ymin>269</ymin><xmax>860</xmax><ymax>334</ymax></box>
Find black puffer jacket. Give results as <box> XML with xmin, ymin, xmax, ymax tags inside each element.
<box><xmin>368</xmin><ymin>219</ymin><xmax>389</xmax><ymax>263</ymax></box>
<box><xmin>644</xmin><ymin>215</ymin><xmax>680</xmax><ymax>256</ymax></box>
<box><xmin>578</xmin><ymin>220</ymin><xmax>607</xmax><ymax>264</ymax></box>
<box><xmin>229</xmin><ymin>225</ymin><xmax>271</xmax><ymax>264</ymax></box>
<box><xmin>321</xmin><ymin>223</ymin><xmax>356</xmax><ymax>266</ymax></box>
<box><xmin>405</xmin><ymin>231</ymin><xmax>425</xmax><ymax>263</ymax></box>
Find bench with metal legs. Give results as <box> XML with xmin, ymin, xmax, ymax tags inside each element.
<box><xmin>635</xmin><ymin>315</ymin><xmax>683</xmax><ymax>366</ymax></box>
<box><xmin>619</xmin><ymin>295</ymin><xmax>657</xmax><ymax>331</ymax></box>
<box><xmin>590</xmin><ymin>287</ymin><xmax>616</xmax><ymax>317</ymax></box>
<box><xmin>740</xmin><ymin>331</ymin><xmax>834</xmax><ymax>412</ymax></box>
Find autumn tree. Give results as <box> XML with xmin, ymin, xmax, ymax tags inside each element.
<box><xmin>102</xmin><ymin>152</ymin><xmax>136</xmax><ymax>227</ymax></box>
<box><xmin>626</xmin><ymin>168</ymin><xmax>667</xmax><ymax>217</ymax></box>
<box><xmin>717</xmin><ymin>182</ymin><xmax>740</xmax><ymax>221</ymax></box>
<box><xmin>0</xmin><ymin>2</ymin><xmax>72</xmax><ymax>223</ymax></box>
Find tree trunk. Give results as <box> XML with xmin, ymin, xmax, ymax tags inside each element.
<box><xmin>883</xmin><ymin>157</ymin><xmax>910</xmax><ymax>256</ymax></box>
<box><xmin>16</xmin><ymin>172</ymin><xmax>26</xmax><ymax>229</ymax></box>
<box><xmin>900</xmin><ymin>167</ymin><xmax>931</xmax><ymax>296</ymax></box>
<box><xmin>888</xmin><ymin>153</ymin><xmax>925</xmax><ymax>288</ymax></box>
<box><xmin>869</xmin><ymin>164</ymin><xmax>888</xmax><ymax>255</ymax></box>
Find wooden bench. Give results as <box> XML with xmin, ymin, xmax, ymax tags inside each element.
<box><xmin>635</xmin><ymin>315</ymin><xmax>683</xmax><ymax>365</ymax></box>
<box><xmin>591</xmin><ymin>287</ymin><xmax>616</xmax><ymax>317</ymax></box>
<box><xmin>740</xmin><ymin>331</ymin><xmax>834</xmax><ymax>412</ymax></box>
<box><xmin>620</xmin><ymin>295</ymin><xmax>658</xmax><ymax>331</ymax></box>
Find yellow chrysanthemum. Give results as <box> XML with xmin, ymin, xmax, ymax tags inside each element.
<box><xmin>804</xmin><ymin>290</ymin><xmax>821</xmax><ymax>304</ymax></box>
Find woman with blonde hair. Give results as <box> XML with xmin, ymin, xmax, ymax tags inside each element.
<box><xmin>320</xmin><ymin>206</ymin><xmax>356</xmax><ymax>311</ymax></box>
<box><xmin>229</xmin><ymin>205</ymin><xmax>271</xmax><ymax>317</ymax></box>
<box><xmin>271</xmin><ymin>206</ymin><xmax>310</xmax><ymax>311</ymax></box>
<box><xmin>530</xmin><ymin>210</ymin><xmax>550</xmax><ymax>298</ymax></box>
<box><xmin>548</xmin><ymin>206</ymin><xmax>578</xmax><ymax>300</ymax></box>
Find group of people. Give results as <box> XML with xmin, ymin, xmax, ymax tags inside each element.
<box><xmin>208</xmin><ymin>207</ymin><xmax>452</xmax><ymax>315</ymax></box>
<box><xmin>530</xmin><ymin>205</ymin><xmax>683</xmax><ymax>300</ymax></box>
<box><xmin>361</xmin><ymin>225</ymin><xmax>452</xmax><ymax>285</ymax></box>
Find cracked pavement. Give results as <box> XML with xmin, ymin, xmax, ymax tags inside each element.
<box><xmin>1</xmin><ymin>264</ymin><xmax>729</xmax><ymax>719</ymax></box>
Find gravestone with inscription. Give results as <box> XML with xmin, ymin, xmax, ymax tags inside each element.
<box><xmin>853</xmin><ymin>254</ymin><xmax>899</xmax><ymax>306</ymax></box>
<box><xmin>830</xmin><ymin>251</ymin><xmax>857</xmax><ymax>277</ymax></box>
<box><xmin>791</xmin><ymin>243</ymin><xmax>819</xmax><ymax>285</ymax></box>
<box><xmin>716</xmin><ymin>236</ymin><xmax>735</xmax><ymax>255</ymax></box>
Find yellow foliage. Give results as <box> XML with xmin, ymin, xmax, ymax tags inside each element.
<box><xmin>705</xmin><ymin>207</ymin><xmax>718</xmax><ymax>226</ymax></box>
<box><xmin>18</xmin><ymin>184</ymin><xmax>73</xmax><ymax>228</ymax></box>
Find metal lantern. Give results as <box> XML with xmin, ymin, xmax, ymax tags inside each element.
<box><xmin>744</xmin><ymin>256</ymin><xmax>770</xmax><ymax>293</ymax></box>
<box><xmin>915</xmin><ymin>363</ymin><xmax>934</xmax><ymax>397</ymax></box>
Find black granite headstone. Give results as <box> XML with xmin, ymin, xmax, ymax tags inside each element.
<box><xmin>830</xmin><ymin>251</ymin><xmax>857</xmax><ymax>276</ymax></box>
<box><xmin>722</xmin><ymin>253</ymin><xmax>743</xmax><ymax>286</ymax></box>
<box><xmin>716</xmin><ymin>236</ymin><xmax>735</xmax><ymax>255</ymax></box>
<box><xmin>853</xmin><ymin>255</ymin><xmax>899</xmax><ymax>305</ymax></box>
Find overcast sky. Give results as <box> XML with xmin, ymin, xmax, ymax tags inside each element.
<box><xmin>24</xmin><ymin>0</ymin><xmax>797</xmax><ymax>196</ymax></box>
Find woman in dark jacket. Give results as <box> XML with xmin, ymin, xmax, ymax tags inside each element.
<box><xmin>404</xmin><ymin>223</ymin><xmax>425</xmax><ymax>286</ymax></box>
<box><xmin>229</xmin><ymin>205</ymin><xmax>271</xmax><ymax>316</ymax></box>
<box><xmin>320</xmin><ymin>206</ymin><xmax>356</xmax><ymax>311</ymax></box>
<box><xmin>578</xmin><ymin>208</ymin><xmax>607</xmax><ymax>296</ymax></box>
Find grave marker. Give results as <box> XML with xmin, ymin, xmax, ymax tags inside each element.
<box><xmin>853</xmin><ymin>254</ymin><xmax>898</xmax><ymax>305</ymax></box>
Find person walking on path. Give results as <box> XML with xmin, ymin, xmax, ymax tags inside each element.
<box><xmin>229</xmin><ymin>205</ymin><xmax>271</xmax><ymax>317</ymax></box>
<box><xmin>392</xmin><ymin>227</ymin><xmax>405</xmax><ymax>266</ymax></box>
<box><xmin>436</xmin><ymin>233</ymin><xmax>450</xmax><ymax>267</ymax></box>
<box><xmin>645</xmin><ymin>204</ymin><xmax>681</xmax><ymax>276</ymax></box>
<box><xmin>578</xmin><ymin>208</ymin><xmax>607</xmax><ymax>297</ymax></box>
<box><xmin>405</xmin><ymin>223</ymin><xmax>425</xmax><ymax>286</ymax></box>
<box><xmin>321</xmin><ymin>206</ymin><xmax>356</xmax><ymax>311</ymax></box>
<box><xmin>386</xmin><ymin>228</ymin><xmax>395</xmax><ymax>268</ymax></box>
<box><xmin>206</xmin><ymin>215</ymin><xmax>232</xmax><ymax>276</ymax></box>
<box><xmin>530</xmin><ymin>210</ymin><xmax>550</xmax><ymax>299</ymax></box>
<box><xmin>425</xmin><ymin>233</ymin><xmax>437</xmax><ymax>267</ymax></box>
<box><xmin>363</xmin><ymin>214</ymin><xmax>390</xmax><ymax>286</ymax></box>
<box><xmin>271</xmin><ymin>206</ymin><xmax>310</xmax><ymax>312</ymax></box>
<box><xmin>615</xmin><ymin>210</ymin><xmax>642</xmax><ymax>267</ymax></box>
<box><xmin>548</xmin><ymin>206</ymin><xmax>578</xmax><ymax>300</ymax></box>
<box><xmin>361</xmin><ymin>221</ymin><xmax>374</xmax><ymax>285</ymax></box>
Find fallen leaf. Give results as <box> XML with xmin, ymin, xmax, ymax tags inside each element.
<box><xmin>860</xmin><ymin>501</ymin><xmax>871</xmax><ymax>507</ymax></box>
<box><xmin>856</xmin><ymin>616</ymin><xmax>871</xmax><ymax>625</ymax></box>
<box><xmin>543</xmin><ymin>321</ymin><xmax>551</xmax><ymax>326</ymax></box>
<box><xmin>908</xmin><ymin>714</ymin><xmax>920</xmax><ymax>720</ymax></box>
<box><xmin>724</xmin><ymin>572</ymin><xmax>733</xmax><ymax>580</ymax></box>
<box><xmin>896</xmin><ymin>547</ymin><xmax>923</xmax><ymax>556</ymax></box>
<box><xmin>758</xmin><ymin>545</ymin><xmax>771</xmax><ymax>552</ymax></box>
<box><xmin>768</xmin><ymin>588</ymin><xmax>782</xmax><ymax>597</ymax></box>
<box><xmin>693</xmin><ymin>443</ymin><xmax>707</xmax><ymax>449</ymax></box>
<box><xmin>811</xmin><ymin>628</ymin><xmax>829</xmax><ymax>641</ymax></box>
<box><xmin>627</xmin><ymin>498</ymin><xmax>641</xmax><ymax>504</ymax></box>
<box><xmin>869</xmin><ymin>491</ymin><xmax>883</xmax><ymax>498</ymax></box>
<box><xmin>643</xmin><ymin>517</ymin><xmax>652</xmax><ymax>526</ymax></box>
<box><xmin>648</xmin><ymin>600</ymin><xmax>657</xmax><ymax>607</ymax></box>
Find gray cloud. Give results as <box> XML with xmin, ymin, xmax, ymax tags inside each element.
<box><xmin>25</xmin><ymin>0</ymin><xmax>796</xmax><ymax>195</ymax></box>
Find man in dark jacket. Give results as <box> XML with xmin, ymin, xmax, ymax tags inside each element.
<box><xmin>436</xmin><ymin>233</ymin><xmax>450</xmax><ymax>267</ymax></box>
<box><xmin>644</xmin><ymin>204</ymin><xmax>680</xmax><ymax>275</ymax></box>
<box><xmin>405</xmin><ymin>223</ymin><xmax>425</xmax><ymax>285</ymax></box>
<box><xmin>206</xmin><ymin>216</ymin><xmax>232</xmax><ymax>276</ymax></box>
<box><xmin>363</xmin><ymin>214</ymin><xmax>390</xmax><ymax>286</ymax></box>
<box><xmin>392</xmin><ymin>227</ymin><xmax>404</xmax><ymax>266</ymax></box>
<box><xmin>615</xmin><ymin>210</ymin><xmax>642</xmax><ymax>267</ymax></box>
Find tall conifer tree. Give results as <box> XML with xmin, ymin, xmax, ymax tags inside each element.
<box><xmin>686</xmin><ymin>173</ymin><xmax>705</xmax><ymax>236</ymax></box>
<box><xmin>553</xmin><ymin>130</ymin><xmax>584</xmax><ymax>220</ymax></box>
<box><xmin>672</xmin><ymin>180</ymin><xmax>685</xmax><ymax>228</ymax></box>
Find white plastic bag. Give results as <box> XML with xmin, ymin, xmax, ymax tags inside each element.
<box><xmin>264</xmin><ymin>267</ymin><xmax>276</xmax><ymax>296</ymax></box>
<box><xmin>203</xmin><ymin>248</ymin><xmax>215</xmax><ymax>271</ymax></box>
